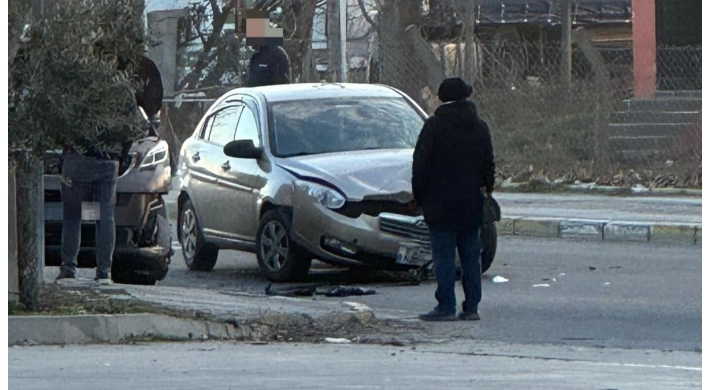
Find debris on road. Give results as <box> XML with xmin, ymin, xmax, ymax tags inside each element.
<box><xmin>265</xmin><ymin>284</ymin><xmax>318</xmax><ymax>297</ymax></box>
<box><xmin>324</xmin><ymin>337</ymin><xmax>352</xmax><ymax>344</ymax></box>
<box><xmin>492</xmin><ymin>276</ymin><xmax>509</xmax><ymax>283</ymax></box>
<box><xmin>589</xmin><ymin>266</ymin><xmax>597</xmax><ymax>271</ymax></box>
<box><xmin>325</xmin><ymin>286</ymin><xmax>376</xmax><ymax>297</ymax></box>
<box><xmin>533</xmin><ymin>284</ymin><xmax>550</xmax><ymax>287</ymax></box>
<box><xmin>265</xmin><ymin>284</ymin><xmax>376</xmax><ymax>298</ymax></box>
<box><xmin>343</xmin><ymin>302</ymin><xmax>372</xmax><ymax>312</ymax></box>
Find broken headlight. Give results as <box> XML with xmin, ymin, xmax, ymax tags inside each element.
<box><xmin>297</xmin><ymin>181</ymin><xmax>346</xmax><ymax>210</ymax></box>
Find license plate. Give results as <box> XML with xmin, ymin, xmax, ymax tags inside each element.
<box><xmin>396</xmin><ymin>243</ymin><xmax>425</xmax><ymax>265</ymax></box>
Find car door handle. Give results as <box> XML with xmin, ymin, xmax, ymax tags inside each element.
<box><xmin>192</xmin><ymin>152</ymin><xmax>201</xmax><ymax>162</ymax></box>
<box><xmin>221</xmin><ymin>161</ymin><xmax>231</xmax><ymax>171</ymax></box>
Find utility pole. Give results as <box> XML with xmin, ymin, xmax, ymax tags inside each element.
<box><xmin>326</xmin><ymin>0</ymin><xmax>340</xmax><ymax>81</ymax></box>
<box><xmin>560</xmin><ymin>0</ymin><xmax>572</xmax><ymax>87</ymax></box>
<box><xmin>339</xmin><ymin>0</ymin><xmax>347</xmax><ymax>82</ymax></box>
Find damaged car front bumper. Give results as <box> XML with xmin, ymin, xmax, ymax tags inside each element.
<box><xmin>289</xmin><ymin>185</ymin><xmax>432</xmax><ymax>269</ymax></box>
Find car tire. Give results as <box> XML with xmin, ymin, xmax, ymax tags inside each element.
<box><xmin>256</xmin><ymin>209</ymin><xmax>312</xmax><ymax>282</ymax></box>
<box><xmin>178</xmin><ymin>198</ymin><xmax>219</xmax><ymax>271</ymax></box>
<box><xmin>480</xmin><ymin>222</ymin><xmax>497</xmax><ymax>274</ymax></box>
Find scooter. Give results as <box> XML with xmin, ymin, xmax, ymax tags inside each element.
<box><xmin>44</xmin><ymin>108</ymin><xmax>176</xmax><ymax>285</ymax></box>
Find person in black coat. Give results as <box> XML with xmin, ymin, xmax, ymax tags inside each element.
<box><xmin>412</xmin><ymin>77</ymin><xmax>495</xmax><ymax>321</ymax></box>
<box><xmin>247</xmin><ymin>45</ymin><xmax>292</xmax><ymax>87</ymax></box>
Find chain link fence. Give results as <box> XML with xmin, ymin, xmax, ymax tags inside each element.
<box><xmin>164</xmin><ymin>35</ymin><xmax>701</xmax><ymax>189</ymax></box>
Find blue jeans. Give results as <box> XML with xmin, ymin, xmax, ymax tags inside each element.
<box><xmin>60</xmin><ymin>154</ymin><xmax>119</xmax><ymax>276</ymax></box>
<box><xmin>429</xmin><ymin>226</ymin><xmax>482</xmax><ymax>314</ymax></box>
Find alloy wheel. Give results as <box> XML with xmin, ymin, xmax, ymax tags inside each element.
<box><xmin>260</xmin><ymin>221</ymin><xmax>289</xmax><ymax>272</ymax></box>
<box><xmin>181</xmin><ymin>208</ymin><xmax>198</xmax><ymax>260</ymax></box>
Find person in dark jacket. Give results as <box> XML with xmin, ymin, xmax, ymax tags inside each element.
<box><xmin>247</xmin><ymin>45</ymin><xmax>292</xmax><ymax>87</ymax></box>
<box><xmin>412</xmin><ymin>77</ymin><xmax>496</xmax><ymax>321</ymax></box>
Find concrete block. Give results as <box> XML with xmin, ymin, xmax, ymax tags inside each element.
<box><xmin>695</xmin><ymin>228</ymin><xmax>702</xmax><ymax>245</ymax></box>
<box><xmin>497</xmin><ymin>216</ymin><xmax>519</xmax><ymax>235</ymax></box>
<box><xmin>559</xmin><ymin>219</ymin><xmax>606</xmax><ymax>240</ymax></box>
<box><xmin>513</xmin><ymin>218</ymin><xmax>562</xmax><ymax>238</ymax></box>
<box><xmin>650</xmin><ymin>223</ymin><xmax>698</xmax><ymax>244</ymax></box>
<box><xmin>603</xmin><ymin>222</ymin><xmax>650</xmax><ymax>242</ymax></box>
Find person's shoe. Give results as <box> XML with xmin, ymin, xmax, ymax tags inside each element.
<box><xmin>457</xmin><ymin>311</ymin><xmax>481</xmax><ymax>321</ymax></box>
<box><xmin>94</xmin><ymin>271</ymin><xmax>112</xmax><ymax>286</ymax></box>
<box><xmin>418</xmin><ymin>309</ymin><xmax>457</xmax><ymax>322</ymax></box>
<box><xmin>55</xmin><ymin>270</ymin><xmax>76</xmax><ymax>285</ymax></box>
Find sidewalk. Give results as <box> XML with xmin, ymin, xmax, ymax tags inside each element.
<box><xmin>494</xmin><ymin>193</ymin><xmax>701</xmax><ymax>244</ymax></box>
<box><xmin>9</xmin><ymin>284</ymin><xmax>378</xmax><ymax>346</ymax></box>
<box><xmin>165</xmin><ymin>178</ymin><xmax>701</xmax><ymax>245</ymax></box>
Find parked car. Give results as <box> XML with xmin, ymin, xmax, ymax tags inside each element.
<box><xmin>44</xmin><ymin>110</ymin><xmax>174</xmax><ymax>285</ymax></box>
<box><xmin>177</xmin><ymin>83</ymin><xmax>497</xmax><ymax>282</ymax></box>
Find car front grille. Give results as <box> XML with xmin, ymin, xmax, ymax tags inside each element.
<box><xmin>379</xmin><ymin>212</ymin><xmax>432</xmax><ymax>252</ymax></box>
<box><xmin>336</xmin><ymin>200</ymin><xmax>419</xmax><ymax>218</ymax></box>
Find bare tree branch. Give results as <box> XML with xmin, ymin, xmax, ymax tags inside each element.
<box><xmin>357</xmin><ymin>0</ymin><xmax>376</xmax><ymax>26</ymax></box>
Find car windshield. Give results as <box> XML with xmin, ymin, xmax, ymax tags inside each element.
<box><xmin>267</xmin><ymin>97</ymin><xmax>425</xmax><ymax>157</ymax></box>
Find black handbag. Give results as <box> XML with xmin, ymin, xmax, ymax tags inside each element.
<box><xmin>483</xmin><ymin>195</ymin><xmax>501</xmax><ymax>223</ymax></box>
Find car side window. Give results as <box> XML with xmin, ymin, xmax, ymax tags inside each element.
<box><xmin>205</xmin><ymin>106</ymin><xmax>242</xmax><ymax>146</ymax></box>
<box><xmin>235</xmin><ymin>106</ymin><xmax>261</xmax><ymax>147</ymax></box>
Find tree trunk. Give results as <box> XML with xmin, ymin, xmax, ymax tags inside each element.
<box><xmin>281</xmin><ymin>0</ymin><xmax>318</xmax><ymax>83</ymax></box>
<box><xmin>377</xmin><ymin>0</ymin><xmax>444</xmax><ymax>111</ymax></box>
<box><xmin>14</xmin><ymin>152</ymin><xmax>44</xmax><ymax>311</ymax></box>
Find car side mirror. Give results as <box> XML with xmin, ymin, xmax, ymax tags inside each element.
<box><xmin>224</xmin><ymin>140</ymin><xmax>263</xmax><ymax>159</ymax></box>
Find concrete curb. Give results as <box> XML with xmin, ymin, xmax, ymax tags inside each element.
<box><xmin>499</xmin><ymin>182</ymin><xmax>702</xmax><ymax>197</ymax></box>
<box><xmin>498</xmin><ymin>216</ymin><xmax>701</xmax><ymax>244</ymax></box>
<box><xmin>9</xmin><ymin>305</ymin><xmax>376</xmax><ymax>346</ymax></box>
<box><xmin>8</xmin><ymin>314</ymin><xmax>235</xmax><ymax>346</ymax></box>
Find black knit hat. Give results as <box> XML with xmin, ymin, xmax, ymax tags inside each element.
<box><xmin>437</xmin><ymin>77</ymin><xmax>473</xmax><ymax>102</ymax></box>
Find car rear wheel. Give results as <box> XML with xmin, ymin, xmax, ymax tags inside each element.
<box><xmin>256</xmin><ymin>210</ymin><xmax>312</xmax><ymax>282</ymax></box>
<box><xmin>178</xmin><ymin>198</ymin><xmax>218</xmax><ymax>271</ymax></box>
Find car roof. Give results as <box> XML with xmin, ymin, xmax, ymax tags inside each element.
<box><xmin>225</xmin><ymin>83</ymin><xmax>406</xmax><ymax>103</ymax></box>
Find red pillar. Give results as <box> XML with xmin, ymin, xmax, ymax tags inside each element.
<box><xmin>632</xmin><ymin>0</ymin><xmax>657</xmax><ymax>98</ymax></box>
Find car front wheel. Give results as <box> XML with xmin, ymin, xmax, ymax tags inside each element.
<box><xmin>256</xmin><ymin>210</ymin><xmax>312</xmax><ymax>282</ymax></box>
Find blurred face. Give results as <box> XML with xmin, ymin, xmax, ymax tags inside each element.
<box><xmin>244</xmin><ymin>8</ymin><xmax>283</xmax><ymax>47</ymax></box>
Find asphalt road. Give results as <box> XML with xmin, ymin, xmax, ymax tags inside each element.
<box><xmin>164</xmin><ymin>234</ymin><xmax>702</xmax><ymax>352</ymax></box>
<box><xmin>9</xmin><ymin>341</ymin><xmax>701</xmax><ymax>390</ymax></box>
<box><xmin>48</xmin><ymin>232</ymin><xmax>701</xmax><ymax>352</ymax></box>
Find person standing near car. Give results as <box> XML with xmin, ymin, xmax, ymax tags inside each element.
<box><xmin>243</xmin><ymin>9</ymin><xmax>292</xmax><ymax>87</ymax></box>
<box><xmin>412</xmin><ymin>77</ymin><xmax>496</xmax><ymax>321</ymax></box>
<box><xmin>56</xmin><ymin>52</ymin><xmax>164</xmax><ymax>285</ymax></box>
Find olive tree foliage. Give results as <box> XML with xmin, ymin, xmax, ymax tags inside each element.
<box><xmin>8</xmin><ymin>0</ymin><xmax>148</xmax><ymax>310</ymax></box>
<box><xmin>9</xmin><ymin>0</ymin><xmax>148</xmax><ymax>157</ymax></box>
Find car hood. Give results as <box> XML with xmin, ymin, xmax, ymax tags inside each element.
<box><xmin>275</xmin><ymin>149</ymin><xmax>415</xmax><ymax>202</ymax></box>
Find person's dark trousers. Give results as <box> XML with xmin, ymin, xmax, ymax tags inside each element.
<box><xmin>429</xmin><ymin>225</ymin><xmax>482</xmax><ymax>314</ymax></box>
<box><xmin>59</xmin><ymin>153</ymin><xmax>119</xmax><ymax>279</ymax></box>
